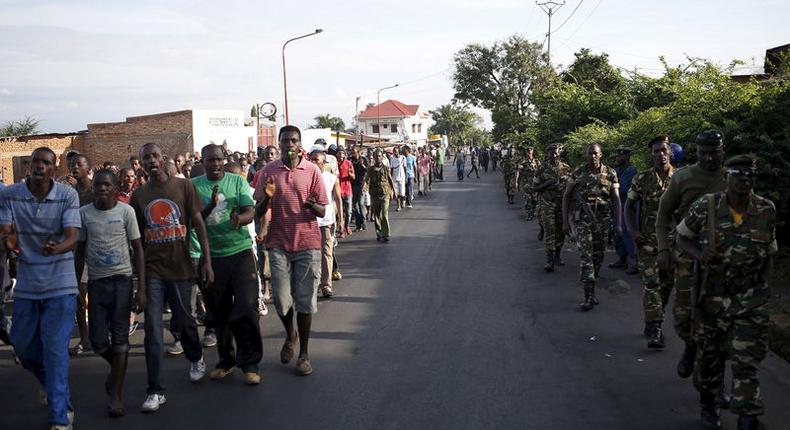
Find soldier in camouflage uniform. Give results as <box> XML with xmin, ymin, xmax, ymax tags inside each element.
<box><xmin>502</xmin><ymin>151</ymin><xmax>517</xmax><ymax>205</ymax></box>
<box><xmin>534</xmin><ymin>143</ymin><xmax>570</xmax><ymax>272</ymax></box>
<box><xmin>676</xmin><ymin>154</ymin><xmax>775</xmax><ymax>430</ymax></box>
<box><xmin>625</xmin><ymin>136</ymin><xmax>675</xmax><ymax>349</ymax></box>
<box><xmin>563</xmin><ymin>144</ymin><xmax>622</xmax><ymax>311</ymax></box>
<box><xmin>656</xmin><ymin>130</ymin><xmax>726</xmax><ymax>378</ymax></box>
<box><xmin>520</xmin><ymin>147</ymin><xmax>540</xmax><ymax>220</ymax></box>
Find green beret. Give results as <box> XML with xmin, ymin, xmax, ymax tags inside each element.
<box><xmin>724</xmin><ymin>154</ymin><xmax>757</xmax><ymax>169</ymax></box>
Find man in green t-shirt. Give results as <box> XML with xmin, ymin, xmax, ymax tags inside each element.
<box><xmin>191</xmin><ymin>144</ymin><xmax>262</xmax><ymax>385</ymax></box>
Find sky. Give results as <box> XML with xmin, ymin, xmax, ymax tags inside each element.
<box><xmin>0</xmin><ymin>0</ymin><xmax>788</xmax><ymax>133</ymax></box>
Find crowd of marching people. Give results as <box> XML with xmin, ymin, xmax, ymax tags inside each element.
<box><xmin>496</xmin><ymin>131</ymin><xmax>777</xmax><ymax>430</ymax></box>
<box><xmin>0</xmin><ymin>126</ymin><xmax>447</xmax><ymax>429</ymax></box>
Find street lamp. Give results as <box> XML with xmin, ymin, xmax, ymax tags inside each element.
<box><xmin>376</xmin><ymin>83</ymin><xmax>399</xmax><ymax>144</ymax></box>
<box><xmin>354</xmin><ymin>96</ymin><xmax>361</xmax><ymax>147</ymax></box>
<box><xmin>282</xmin><ymin>29</ymin><xmax>323</xmax><ymax>125</ymax></box>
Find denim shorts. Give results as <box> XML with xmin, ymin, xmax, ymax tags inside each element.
<box><xmin>268</xmin><ymin>248</ymin><xmax>320</xmax><ymax>316</ymax></box>
<box><xmin>87</xmin><ymin>274</ymin><xmax>133</xmax><ymax>354</ymax></box>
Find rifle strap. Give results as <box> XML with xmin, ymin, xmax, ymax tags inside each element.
<box><xmin>706</xmin><ymin>194</ymin><xmax>716</xmax><ymax>247</ymax></box>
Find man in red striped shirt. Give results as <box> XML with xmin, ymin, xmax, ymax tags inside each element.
<box><xmin>253</xmin><ymin>125</ymin><xmax>328</xmax><ymax>376</ymax></box>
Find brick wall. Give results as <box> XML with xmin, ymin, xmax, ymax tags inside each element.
<box><xmin>84</xmin><ymin>110</ymin><xmax>194</xmax><ymax>167</ymax></box>
<box><xmin>0</xmin><ymin>134</ymin><xmax>86</xmax><ymax>183</ymax></box>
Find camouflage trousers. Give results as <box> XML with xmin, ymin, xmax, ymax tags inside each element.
<box><xmin>693</xmin><ymin>298</ymin><xmax>768</xmax><ymax>416</ymax></box>
<box><xmin>672</xmin><ymin>252</ymin><xmax>694</xmax><ymax>344</ymax></box>
<box><xmin>576</xmin><ymin>210</ymin><xmax>609</xmax><ymax>283</ymax></box>
<box><xmin>539</xmin><ymin>199</ymin><xmax>564</xmax><ymax>253</ymax></box>
<box><xmin>523</xmin><ymin>187</ymin><xmax>538</xmax><ymax>215</ymax></box>
<box><xmin>638</xmin><ymin>247</ymin><xmax>674</xmax><ymax>323</ymax></box>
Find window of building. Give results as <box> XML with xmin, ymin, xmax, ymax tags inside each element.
<box><xmin>372</xmin><ymin>124</ymin><xmax>379</xmax><ymax>133</ymax></box>
<box><xmin>412</xmin><ymin>124</ymin><xmax>416</xmax><ymax>133</ymax></box>
<box><xmin>417</xmin><ymin>124</ymin><xmax>422</xmax><ymax>132</ymax></box>
<box><xmin>391</xmin><ymin>124</ymin><xmax>398</xmax><ymax>133</ymax></box>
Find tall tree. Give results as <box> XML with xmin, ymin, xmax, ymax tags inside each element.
<box><xmin>0</xmin><ymin>116</ymin><xmax>40</xmax><ymax>137</ymax></box>
<box><xmin>310</xmin><ymin>114</ymin><xmax>345</xmax><ymax>131</ymax></box>
<box><xmin>429</xmin><ymin>103</ymin><xmax>481</xmax><ymax>147</ymax></box>
<box><xmin>452</xmin><ymin>35</ymin><xmax>555</xmax><ymax>139</ymax></box>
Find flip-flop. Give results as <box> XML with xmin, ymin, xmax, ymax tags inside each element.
<box><xmin>108</xmin><ymin>404</ymin><xmax>125</xmax><ymax>418</ymax></box>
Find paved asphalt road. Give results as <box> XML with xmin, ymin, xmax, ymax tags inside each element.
<box><xmin>2</xmin><ymin>165</ymin><xmax>789</xmax><ymax>430</ymax></box>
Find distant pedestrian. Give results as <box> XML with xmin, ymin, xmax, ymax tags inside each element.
<box><xmin>390</xmin><ymin>148</ymin><xmax>406</xmax><ymax>211</ymax></box>
<box><xmin>404</xmin><ymin>146</ymin><xmax>416</xmax><ymax>207</ymax></box>
<box><xmin>337</xmin><ymin>147</ymin><xmax>355</xmax><ymax>235</ymax></box>
<box><xmin>309</xmin><ymin>145</ymin><xmax>343</xmax><ymax>298</ymax></box>
<box><xmin>366</xmin><ymin>149</ymin><xmax>396</xmax><ymax>242</ymax></box>
<box><xmin>349</xmin><ymin>147</ymin><xmax>368</xmax><ymax>231</ymax></box>
<box><xmin>454</xmin><ymin>149</ymin><xmax>465</xmax><ymax>181</ymax></box>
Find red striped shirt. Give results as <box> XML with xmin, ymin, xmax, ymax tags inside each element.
<box><xmin>256</xmin><ymin>157</ymin><xmax>328</xmax><ymax>251</ymax></box>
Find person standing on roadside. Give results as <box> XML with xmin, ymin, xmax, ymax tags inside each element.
<box><xmin>254</xmin><ymin>126</ymin><xmax>327</xmax><ymax>376</ymax></box>
<box><xmin>655</xmin><ymin>130</ymin><xmax>726</xmax><ymax>379</ymax></box>
<box><xmin>74</xmin><ymin>169</ymin><xmax>146</xmax><ymax>417</ymax></box>
<box><xmin>0</xmin><ymin>147</ymin><xmax>80</xmax><ymax>430</ymax></box>
<box><xmin>191</xmin><ymin>144</ymin><xmax>262</xmax><ymax>385</ymax></box>
<box><xmin>337</xmin><ymin>147</ymin><xmax>354</xmax><ymax>235</ymax></box>
<box><xmin>625</xmin><ymin>136</ymin><xmax>675</xmax><ymax>350</ymax></box>
<box><xmin>366</xmin><ymin>149</ymin><xmax>396</xmax><ymax>242</ymax></box>
<box><xmin>350</xmin><ymin>147</ymin><xmax>368</xmax><ymax>231</ymax></box>
<box><xmin>130</xmin><ymin>143</ymin><xmax>213</xmax><ymax>412</ymax></box>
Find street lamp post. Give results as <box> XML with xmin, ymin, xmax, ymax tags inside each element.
<box><xmin>355</xmin><ymin>96</ymin><xmax>361</xmax><ymax>147</ymax></box>
<box><xmin>282</xmin><ymin>29</ymin><xmax>323</xmax><ymax>125</ymax></box>
<box><xmin>376</xmin><ymin>83</ymin><xmax>399</xmax><ymax>144</ymax></box>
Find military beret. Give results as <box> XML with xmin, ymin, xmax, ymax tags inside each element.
<box><xmin>723</xmin><ymin>154</ymin><xmax>757</xmax><ymax>169</ymax></box>
<box><xmin>616</xmin><ymin>147</ymin><xmax>632</xmax><ymax>155</ymax></box>
<box><xmin>695</xmin><ymin>130</ymin><xmax>724</xmax><ymax>147</ymax></box>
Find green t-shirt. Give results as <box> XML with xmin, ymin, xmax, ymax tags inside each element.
<box><xmin>191</xmin><ymin>173</ymin><xmax>254</xmax><ymax>257</ymax></box>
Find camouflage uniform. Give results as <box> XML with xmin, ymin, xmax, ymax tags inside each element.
<box><xmin>535</xmin><ymin>158</ymin><xmax>570</xmax><ymax>254</ymax></box>
<box><xmin>627</xmin><ymin>166</ymin><xmax>675</xmax><ymax>324</ymax></box>
<box><xmin>521</xmin><ymin>157</ymin><xmax>541</xmax><ymax>218</ymax></box>
<box><xmin>677</xmin><ymin>191</ymin><xmax>777</xmax><ymax>416</ymax></box>
<box><xmin>568</xmin><ymin>163</ymin><xmax>619</xmax><ymax>283</ymax></box>
<box><xmin>502</xmin><ymin>157</ymin><xmax>517</xmax><ymax>202</ymax></box>
<box><xmin>656</xmin><ymin>165</ymin><xmax>726</xmax><ymax>344</ymax></box>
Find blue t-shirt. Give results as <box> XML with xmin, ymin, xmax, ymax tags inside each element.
<box><xmin>405</xmin><ymin>155</ymin><xmax>417</xmax><ymax>179</ymax></box>
<box><xmin>0</xmin><ymin>180</ymin><xmax>80</xmax><ymax>299</ymax></box>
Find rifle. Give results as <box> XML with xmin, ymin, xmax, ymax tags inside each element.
<box><xmin>574</xmin><ymin>190</ymin><xmax>597</xmax><ymax>221</ymax></box>
<box><xmin>691</xmin><ymin>194</ymin><xmax>717</xmax><ymax>328</ymax></box>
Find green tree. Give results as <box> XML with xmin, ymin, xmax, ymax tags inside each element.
<box><xmin>428</xmin><ymin>103</ymin><xmax>481</xmax><ymax>148</ymax></box>
<box><xmin>1</xmin><ymin>116</ymin><xmax>40</xmax><ymax>137</ymax></box>
<box><xmin>309</xmin><ymin>114</ymin><xmax>345</xmax><ymax>131</ymax></box>
<box><xmin>452</xmin><ymin>35</ymin><xmax>555</xmax><ymax>140</ymax></box>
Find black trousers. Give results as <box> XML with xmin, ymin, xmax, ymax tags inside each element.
<box><xmin>208</xmin><ymin>249</ymin><xmax>263</xmax><ymax>372</ymax></box>
<box><xmin>352</xmin><ymin>185</ymin><xmax>366</xmax><ymax>228</ymax></box>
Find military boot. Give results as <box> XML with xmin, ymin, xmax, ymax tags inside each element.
<box><xmin>544</xmin><ymin>252</ymin><xmax>555</xmax><ymax>272</ymax></box>
<box><xmin>647</xmin><ymin>322</ymin><xmax>665</xmax><ymax>349</ymax></box>
<box><xmin>700</xmin><ymin>392</ymin><xmax>722</xmax><ymax>430</ymax></box>
<box><xmin>677</xmin><ymin>342</ymin><xmax>697</xmax><ymax>378</ymax></box>
<box><xmin>554</xmin><ymin>249</ymin><xmax>565</xmax><ymax>266</ymax></box>
<box><xmin>579</xmin><ymin>284</ymin><xmax>595</xmax><ymax>311</ymax></box>
<box><xmin>737</xmin><ymin>415</ymin><xmax>760</xmax><ymax>430</ymax></box>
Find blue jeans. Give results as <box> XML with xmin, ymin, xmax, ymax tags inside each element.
<box><xmin>12</xmin><ymin>294</ymin><xmax>76</xmax><ymax>425</ymax></box>
<box><xmin>144</xmin><ymin>278</ymin><xmax>202</xmax><ymax>394</ymax></box>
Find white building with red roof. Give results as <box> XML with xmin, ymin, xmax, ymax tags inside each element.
<box><xmin>356</xmin><ymin>99</ymin><xmax>432</xmax><ymax>146</ymax></box>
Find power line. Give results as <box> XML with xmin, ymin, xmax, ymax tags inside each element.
<box><xmin>563</xmin><ymin>0</ymin><xmax>602</xmax><ymax>43</ymax></box>
<box><xmin>536</xmin><ymin>1</ymin><xmax>566</xmax><ymax>63</ymax></box>
<box><xmin>551</xmin><ymin>0</ymin><xmax>584</xmax><ymax>34</ymax></box>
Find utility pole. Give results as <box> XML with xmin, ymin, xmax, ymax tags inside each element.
<box><xmin>536</xmin><ymin>0</ymin><xmax>565</xmax><ymax>63</ymax></box>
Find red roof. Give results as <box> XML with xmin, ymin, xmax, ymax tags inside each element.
<box><xmin>358</xmin><ymin>100</ymin><xmax>419</xmax><ymax>119</ymax></box>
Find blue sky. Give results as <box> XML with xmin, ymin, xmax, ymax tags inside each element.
<box><xmin>0</xmin><ymin>0</ymin><xmax>787</xmax><ymax>133</ymax></box>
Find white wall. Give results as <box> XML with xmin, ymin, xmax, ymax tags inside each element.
<box><xmin>192</xmin><ymin>109</ymin><xmax>251</xmax><ymax>154</ymax></box>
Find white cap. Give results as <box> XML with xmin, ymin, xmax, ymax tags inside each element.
<box><xmin>310</xmin><ymin>144</ymin><xmax>326</xmax><ymax>154</ymax></box>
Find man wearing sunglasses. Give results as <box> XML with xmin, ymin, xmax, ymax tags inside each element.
<box><xmin>676</xmin><ymin>154</ymin><xmax>775</xmax><ymax>430</ymax></box>
<box><xmin>656</xmin><ymin>130</ymin><xmax>727</xmax><ymax>379</ymax></box>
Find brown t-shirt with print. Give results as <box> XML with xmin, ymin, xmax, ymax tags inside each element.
<box><xmin>129</xmin><ymin>176</ymin><xmax>198</xmax><ymax>281</ymax></box>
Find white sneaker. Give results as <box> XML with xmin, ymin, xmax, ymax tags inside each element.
<box><xmin>189</xmin><ymin>357</ymin><xmax>206</xmax><ymax>382</ymax></box>
<box><xmin>141</xmin><ymin>393</ymin><xmax>167</xmax><ymax>412</ymax></box>
<box><xmin>202</xmin><ymin>332</ymin><xmax>217</xmax><ymax>348</ymax></box>
<box><xmin>166</xmin><ymin>340</ymin><xmax>184</xmax><ymax>355</ymax></box>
